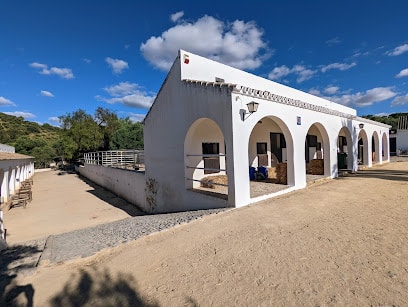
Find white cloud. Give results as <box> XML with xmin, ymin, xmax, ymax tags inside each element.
<box><xmin>268</xmin><ymin>65</ymin><xmax>291</xmax><ymax>80</ymax></box>
<box><xmin>321</xmin><ymin>62</ymin><xmax>356</xmax><ymax>73</ymax></box>
<box><xmin>4</xmin><ymin>111</ymin><xmax>35</xmax><ymax>119</ymax></box>
<box><xmin>171</xmin><ymin>11</ymin><xmax>184</xmax><ymax>23</ymax></box>
<box><xmin>83</xmin><ymin>58</ymin><xmax>91</xmax><ymax>64</ymax></box>
<box><xmin>140</xmin><ymin>14</ymin><xmax>269</xmax><ymax>71</ymax></box>
<box><xmin>396</xmin><ymin>68</ymin><xmax>408</xmax><ymax>78</ymax></box>
<box><xmin>326</xmin><ymin>37</ymin><xmax>341</xmax><ymax>46</ymax></box>
<box><xmin>30</xmin><ymin>62</ymin><xmax>74</xmax><ymax>79</ymax></box>
<box><xmin>105</xmin><ymin>57</ymin><xmax>129</xmax><ymax>74</ymax></box>
<box><xmin>308</xmin><ymin>88</ymin><xmax>321</xmax><ymax>96</ymax></box>
<box><xmin>391</xmin><ymin>94</ymin><xmax>408</xmax><ymax>106</ymax></box>
<box><xmin>386</xmin><ymin>44</ymin><xmax>408</xmax><ymax>56</ymax></box>
<box><xmin>128</xmin><ymin>113</ymin><xmax>146</xmax><ymax>122</ymax></box>
<box><xmin>29</xmin><ymin>62</ymin><xmax>47</xmax><ymax>69</ymax></box>
<box><xmin>48</xmin><ymin>116</ymin><xmax>60</xmax><ymax>123</ymax></box>
<box><xmin>324</xmin><ymin>86</ymin><xmax>340</xmax><ymax>95</ymax></box>
<box><xmin>292</xmin><ymin>65</ymin><xmax>316</xmax><ymax>83</ymax></box>
<box><xmin>0</xmin><ymin>96</ymin><xmax>16</xmax><ymax>106</ymax></box>
<box><xmin>329</xmin><ymin>87</ymin><xmax>397</xmax><ymax>107</ymax></box>
<box><xmin>374</xmin><ymin>112</ymin><xmax>389</xmax><ymax>117</ymax></box>
<box><xmin>41</xmin><ymin>90</ymin><xmax>54</xmax><ymax>97</ymax></box>
<box><xmin>103</xmin><ymin>82</ymin><xmax>138</xmax><ymax>96</ymax></box>
<box><xmin>96</xmin><ymin>82</ymin><xmax>155</xmax><ymax>109</ymax></box>
<box><xmin>268</xmin><ymin>64</ymin><xmax>316</xmax><ymax>83</ymax></box>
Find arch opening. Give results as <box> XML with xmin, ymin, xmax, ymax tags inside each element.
<box><xmin>372</xmin><ymin>131</ymin><xmax>380</xmax><ymax>164</ymax></box>
<box><xmin>305</xmin><ymin>123</ymin><xmax>330</xmax><ymax>179</ymax></box>
<box><xmin>184</xmin><ymin>118</ymin><xmax>227</xmax><ymax>199</ymax></box>
<box><xmin>358</xmin><ymin>129</ymin><xmax>369</xmax><ymax>166</ymax></box>
<box><xmin>247</xmin><ymin>116</ymin><xmax>294</xmax><ymax>199</ymax></box>
<box><xmin>337</xmin><ymin>126</ymin><xmax>353</xmax><ymax>171</ymax></box>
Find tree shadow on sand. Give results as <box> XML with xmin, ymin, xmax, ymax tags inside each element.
<box><xmin>49</xmin><ymin>268</ymin><xmax>158</xmax><ymax>307</ymax></box>
<box><xmin>0</xmin><ymin>243</ymin><xmax>42</xmax><ymax>306</ymax></box>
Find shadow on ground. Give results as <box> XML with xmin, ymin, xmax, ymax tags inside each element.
<box><xmin>49</xmin><ymin>268</ymin><xmax>158</xmax><ymax>307</ymax></box>
<box><xmin>338</xmin><ymin>168</ymin><xmax>408</xmax><ymax>182</ymax></box>
<box><xmin>0</xmin><ymin>243</ymin><xmax>41</xmax><ymax>306</ymax></box>
<box><xmin>75</xmin><ymin>174</ymin><xmax>144</xmax><ymax>217</ymax></box>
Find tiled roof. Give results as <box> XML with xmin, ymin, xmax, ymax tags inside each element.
<box><xmin>0</xmin><ymin>152</ymin><xmax>34</xmax><ymax>161</ymax></box>
<box><xmin>398</xmin><ymin>115</ymin><xmax>408</xmax><ymax>130</ymax></box>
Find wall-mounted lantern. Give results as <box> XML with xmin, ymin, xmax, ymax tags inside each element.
<box><xmin>242</xmin><ymin>101</ymin><xmax>259</xmax><ymax>120</ymax></box>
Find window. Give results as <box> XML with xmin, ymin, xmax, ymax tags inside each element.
<box><xmin>202</xmin><ymin>143</ymin><xmax>220</xmax><ymax>174</ymax></box>
<box><xmin>256</xmin><ymin>142</ymin><xmax>267</xmax><ymax>154</ymax></box>
<box><xmin>257</xmin><ymin>142</ymin><xmax>268</xmax><ymax>166</ymax></box>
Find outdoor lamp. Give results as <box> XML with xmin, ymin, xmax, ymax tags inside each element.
<box><xmin>359</xmin><ymin>123</ymin><xmax>364</xmax><ymax>129</ymax></box>
<box><xmin>247</xmin><ymin>101</ymin><xmax>259</xmax><ymax>113</ymax></box>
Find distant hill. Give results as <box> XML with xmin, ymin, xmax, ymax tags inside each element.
<box><xmin>0</xmin><ymin>112</ymin><xmax>61</xmax><ymax>167</ymax></box>
<box><xmin>0</xmin><ymin>112</ymin><xmax>60</xmax><ymax>145</ymax></box>
<box><xmin>362</xmin><ymin>113</ymin><xmax>408</xmax><ymax>129</ymax></box>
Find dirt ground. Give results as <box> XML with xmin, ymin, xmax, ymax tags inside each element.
<box><xmin>3</xmin><ymin>170</ymin><xmax>142</xmax><ymax>244</ymax></box>
<box><xmin>7</xmin><ymin>160</ymin><xmax>408</xmax><ymax>306</ymax></box>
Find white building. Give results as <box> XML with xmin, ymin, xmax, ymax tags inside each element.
<box><xmin>0</xmin><ymin>144</ymin><xmax>34</xmax><ymax>245</ymax></box>
<box><xmin>143</xmin><ymin>50</ymin><xmax>390</xmax><ymax>213</ymax></box>
<box><xmin>396</xmin><ymin>115</ymin><xmax>408</xmax><ymax>154</ymax></box>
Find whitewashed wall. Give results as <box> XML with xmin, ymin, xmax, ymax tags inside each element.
<box><xmin>397</xmin><ymin>130</ymin><xmax>408</xmax><ymax>152</ymax></box>
<box><xmin>143</xmin><ymin>50</ymin><xmax>390</xmax><ymax>212</ymax></box>
<box><xmin>77</xmin><ymin>164</ymin><xmax>146</xmax><ymax>211</ymax></box>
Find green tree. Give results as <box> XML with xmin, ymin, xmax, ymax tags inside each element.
<box><xmin>94</xmin><ymin>107</ymin><xmax>119</xmax><ymax>151</ymax></box>
<box><xmin>59</xmin><ymin>109</ymin><xmax>103</xmax><ymax>159</ymax></box>
<box><xmin>109</xmin><ymin>118</ymin><xmax>144</xmax><ymax>150</ymax></box>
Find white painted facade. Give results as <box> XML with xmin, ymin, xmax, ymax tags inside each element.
<box><xmin>0</xmin><ymin>145</ymin><xmax>34</xmax><ymax>243</ymax></box>
<box><xmin>143</xmin><ymin>50</ymin><xmax>391</xmax><ymax>213</ymax></box>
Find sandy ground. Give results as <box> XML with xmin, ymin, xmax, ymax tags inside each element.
<box><xmin>3</xmin><ymin>170</ymin><xmax>142</xmax><ymax>244</ymax></box>
<box><xmin>6</xmin><ymin>160</ymin><xmax>408</xmax><ymax>306</ymax></box>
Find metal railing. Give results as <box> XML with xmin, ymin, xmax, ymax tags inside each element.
<box><xmin>84</xmin><ymin>150</ymin><xmax>144</xmax><ymax>170</ymax></box>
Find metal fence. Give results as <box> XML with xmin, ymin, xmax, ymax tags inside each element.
<box><xmin>84</xmin><ymin>150</ymin><xmax>144</xmax><ymax>170</ymax></box>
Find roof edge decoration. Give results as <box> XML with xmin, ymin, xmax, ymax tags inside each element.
<box><xmin>182</xmin><ymin>79</ymin><xmax>391</xmax><ymax>128</ymax></box>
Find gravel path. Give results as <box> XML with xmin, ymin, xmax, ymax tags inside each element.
<box><xmin>2</xmin><ymin>208</ymin><xmax>229</xmax><ymax>276</ymax></box>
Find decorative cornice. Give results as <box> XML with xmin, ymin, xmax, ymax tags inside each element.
<box><xmin>233</xmin><ymin>85</ymin><xmax>356</xmax><ymax>120</ymax></box>
<box><xmin>182</xmin><ymin>80</ymin><xmax>391</xmax><ymax>128</ymax></box>
<box><xmin>183</xmin><ymin>79</ymin><xmax>237</xmax><ymax>89</ymax></box>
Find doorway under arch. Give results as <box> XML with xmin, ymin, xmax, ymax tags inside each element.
<box><xmin>305</xmin><ymin>122</ymin><xmax>330</xmax><ymax>177</ymax></box>
<box><xmin>382</xmin><ymin>132</ymin><xmax>389</xmax><ymax>160</ymax></box>
<box><xmin>358</xmin><ymin>129</ymin><xmax>369</xmax><ymax>166</ymax></box>
<box><xmin>372</xmin><ymin>131</ymin><xmax>380</xmax><ymax>164</ymax></box>
<box><xmin>337</xmin><ymin>126</ymin><xmax>353</xmax><ymax>170</ymax></box>
<box><xmin>184</xmin><ymin>118</ymin><xmax>227</xmax><ymax>198</ymax></box>
<box><xmin>247</xmin><ymin>116</ymin><xmax>294</xmax><ymax>198</ymax></box>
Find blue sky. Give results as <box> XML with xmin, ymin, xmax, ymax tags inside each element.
<box><xmin>1</xmin><ymin>0</ymin><xmax>407</xmax><ymax>125</ymax></box>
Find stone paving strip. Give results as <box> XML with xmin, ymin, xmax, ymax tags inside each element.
<box><xmin>2</xmin><ymin>208</ymin><xmax>229</xmax><ymax>276</ymax></box>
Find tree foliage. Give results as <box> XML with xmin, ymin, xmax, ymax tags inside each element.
<box><xmin>110</xmin><ymin>118</ymin><xmax>144</xmax><ymax>150</ymax></box>
<box><xmin>362</xmin><ymin>113</ymin><xmax>406</xmax><ymax>129</ymax></box>
<box><xmin>1</xmin><ymin>108</ymin><xmax>144</xmax><ymax>168</ymax></box>
<box><xmin>59</xmin><ymin>109</ymin><xmax>103</xmax><ymax>159</ymax></box>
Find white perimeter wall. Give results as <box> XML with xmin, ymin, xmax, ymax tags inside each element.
<box><xmin>77</xmin><ymin>164</ymin><xmax>146</xmax><ymax>211</ymax></box>
<box><xmin>397</xmin><ymin>130</ymin><xmax>408</xmax><ymax>151</ymax></box>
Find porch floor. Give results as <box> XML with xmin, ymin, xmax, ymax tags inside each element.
<box><xmin>194</xmin><ymin>174</ymin><xmax>330</xmax><ymax>200</ymax></box>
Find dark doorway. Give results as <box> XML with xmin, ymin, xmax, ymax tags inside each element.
<box><xmin>270</xmin><ymin>133</ymin><xmax>286</xmax><ymax>163</ymax></box>
<box><xmin>202</xmin><ymin>143</ymin><xmax>220</xmax><ymax>174</ymax></box>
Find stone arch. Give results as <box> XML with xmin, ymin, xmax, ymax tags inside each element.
<box><xmin>372</xmin><ymin>131</ymin><xmax>380</xmax><ymax>163</ymax></box>
<box><xmin>382</xmin><ymin>132</ymin><xmax>389</xmax><ymax>160</ymax></box>
<box><xmin>184</xmin><ymin>118</ymin><xmax>226</xmax><ymax>192</ymax></box>
<box><xmin>337</xmin><ymin>126</ymin><xmax>353</xmax><ymax>170</ymax></box>
<box><xmin>358</xmin><ymin>129</ymin><xmax>369</xmax><ymax>166</ymax></box>
<box><xmin>304</xmin><ymin>122</ymin><xmax>331</xmax><ymax>176</ymax></box>
<box><xmin>248</xmin><ymin>116</ymin><xmax>294</xmax><ymax>188</ymax></box>
<box><xmin>0</xmin><ymin>169</ymin><xmax>5</xmax><ymax>204</ymax></box>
